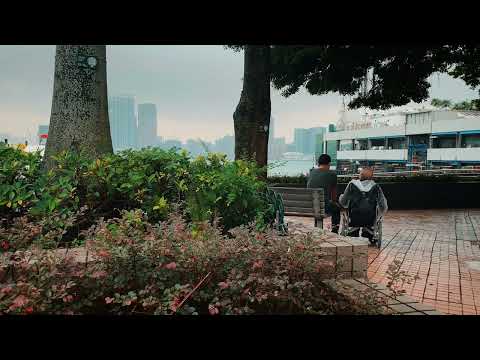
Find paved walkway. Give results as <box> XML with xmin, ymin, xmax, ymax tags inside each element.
<box><xmin>286</xmin><ymin>209</ymin><xmax>480</xmax><ymax>315</ymax></box>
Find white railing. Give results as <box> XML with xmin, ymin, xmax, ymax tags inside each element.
<box><xmin>427</xmin><ymin>148</ymin><xmax>480</xmax><ymax>162</ymax></box>
<box><xmin>338</xmin><ymin>168</ymin><xmax>480</xmax><ymax>178</ymax></box>
<box><xmin>337</xmin><ymin>149</ymin><xmax>408</xmax><ymax>161</ymax></box>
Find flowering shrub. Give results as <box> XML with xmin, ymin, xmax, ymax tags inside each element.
<box><xmin>0</xmin><ymin>209</ymin><xmax>385</xmax><ymax>315</ymax></box>
<box><xmin>0</xmin><ymin>207</ymin><xmax>88</xmax><ymax>252</ymax></box>
<box><xmin>0</xmin><ymin>248</ymin><xmax>83</xmax><ymax>314</ymax></box>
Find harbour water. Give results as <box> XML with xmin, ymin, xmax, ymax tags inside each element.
<box><xmin>268</xmin><ymin>159</ymin><xmax>316</xmax><ymax>177</ymax></box>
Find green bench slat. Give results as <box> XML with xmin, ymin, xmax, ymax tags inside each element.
<box><xmin>283</xmin><ymin>200</ymin><xmax>315</xmax><ymax>209</ymax></box>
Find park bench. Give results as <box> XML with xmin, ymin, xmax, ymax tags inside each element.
<box><xmin>268</xmin><ymin>187</ymin><xmax>326</xmax><ymax>230</ymax></box>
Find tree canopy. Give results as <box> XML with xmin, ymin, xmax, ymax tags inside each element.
<box><xmin>431</xmin><ymin>98</ymin><xmax>480</xmax><ymax>111</ymax></box>
<box><xmin>431</xmin><ymin>98</ymin><xmax>452</xmax><ymax>108</ymax></box>
<box><xmin>270</xmin><ymin>45</ymin><xmax>480</xmax><ymax>110</ymax></box>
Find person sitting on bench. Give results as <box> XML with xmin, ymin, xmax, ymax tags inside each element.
<box><xmin>307</xmin><ymin>154</ymin><xmax>340</xmax><ymax>233</ymax></box>
<box><xmin>339</xmin><ymin>167</ymin><xmax>388</xmax><ymax>244</ymax></box>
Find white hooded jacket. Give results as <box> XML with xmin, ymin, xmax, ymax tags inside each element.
<box><xmin>339</xmin><ymin>179</ymin><xmax>388</xmax><ymax>217</ymax></box>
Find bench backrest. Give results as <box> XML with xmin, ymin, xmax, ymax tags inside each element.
<box><xmin>269</xmin><ymin>187</ymin><xmax>325</xmax><ymax>219</ymax></box>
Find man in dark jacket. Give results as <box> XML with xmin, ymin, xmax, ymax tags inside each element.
<box><xmin>307</xmin><ymin>154</ymin><xmax>340</xmax><ymax>233</ymax></box>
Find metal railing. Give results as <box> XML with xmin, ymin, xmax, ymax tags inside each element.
<box><xmin>338</xmin><ymin>168</ymin><xmax>480</xmax><ymax>178</ymax></box>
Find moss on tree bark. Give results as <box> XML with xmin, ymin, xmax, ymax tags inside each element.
<box><xmin>44</xmin><ymin>45</ymin><xmax>113</xmax><ymax>169</ymax></box>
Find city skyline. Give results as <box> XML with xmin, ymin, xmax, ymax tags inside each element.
<box><xmin>1</xmin><ymin>45</ymin><xmax>479</xmax><ymax>144</ymax></box>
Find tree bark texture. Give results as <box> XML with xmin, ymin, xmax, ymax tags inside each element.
<box><xmin>233</xmin><ymin>46</ymin><xmax>271</xmax><ymax>176</ymax></box>
<box><xmin>44</xmin><ymin>45</ymin><xmax>113</xmax><ymax>169</ymax></box>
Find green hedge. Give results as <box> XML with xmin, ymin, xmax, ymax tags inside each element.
<box><xmin>0</xmin><ymin>144</ymin><xmax>274</xmax><ymax>248</ymax></box>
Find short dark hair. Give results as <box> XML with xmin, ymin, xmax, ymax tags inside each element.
<box><xmin>318</xmin><ymin>154</ymin><xmax>331</xmax><ymax>165</ymax></box>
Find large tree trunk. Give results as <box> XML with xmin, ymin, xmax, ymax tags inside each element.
<box><xmin>44</xmin><ymin>45</ymin><xmax>113</xmax><ymax>169</ymax></box>
<box><xmin>233</xmin><ymin>46</ymin><xmax>271</xmax><ymax>178</ymax></box>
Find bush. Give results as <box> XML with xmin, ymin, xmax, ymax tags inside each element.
<box><xmin>0</xmin><ymin>143</ymin><xmax>43</xmax><ymax>219</ymax></box>
<box><xmin>0</xmin><ymin>208</ymin><xmax>87</xmax><ymax>251</ymax></box>
<box><xmin>267</xmin><ymin>174</ymin><xmax>308</xmax><ymax>186</ymax></box>
<box><xmin>0</xmin><ymin>146</ymin><xmax>274</xmax><ymax>248</ymax></box>
<box><xmin>0</xmin><ymin>210</ymin><xmax>385</xmax><ymax>315</ymax></box>
<box><xmin>188</xmin><ymin>154</ymin><xmax>274</xmax><ymax>231</ymax></box>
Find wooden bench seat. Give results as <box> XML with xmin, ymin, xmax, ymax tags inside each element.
<box><xmin>269</xmin><ymin>187</ymin><xmax>326</xmax><ymax>228</ymax></box>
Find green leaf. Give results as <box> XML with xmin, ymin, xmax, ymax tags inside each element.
<box><xmin>48</xmin><ymin>200</ymin><xmax>56</xmax><ymax>212</ymax></box>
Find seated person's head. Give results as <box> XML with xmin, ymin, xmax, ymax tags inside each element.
<box><xmin>359</xmin><ymin>167</ymin><xmax>374</xmax><ymax>181</ymax></box>
<box><xmin>317</xmin><ymin>154</ymin><xmax>331</xmax><ymax>168</ymax></box>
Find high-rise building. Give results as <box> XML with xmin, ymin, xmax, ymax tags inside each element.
<box><xmin>294</xmin><ymin>127</ymin><xmax>326</xmax><ymax>155</ymax></box>
<box><xmin>108</xmin><ymin>95</ymin><xmax>137</xmax><ymax>151</ymax></box>
<box><xmin>294</xmin><ymin>128</ymin><xmax>309</xmax><ymax>154</ymax></box>
<box><xmin>137</xmin><ymin>103</ymin><xmax>157</xmax><ymax>149</ymax></box>
<box><xmin>314</xmin><ymin>134</ymin><xmax>325</xmax><ymax>160</ymax></box>
<box><xmin>308</xmin><ymin>127</ymin><xmax>326</xmax><ymax>155</ymax></box>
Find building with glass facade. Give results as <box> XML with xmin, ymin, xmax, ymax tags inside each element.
<box><xmin>137</xmin><ymin>103</ymin><xmax>157</xmax><ymax>149</ymax></box>
<box><xmin>324</xmin><ymin>109</ymin><xmax>480</xmax><ymax>173</ymax></box>
<box><xmin>294</xmin><ymin>127</ymin><xmax>326</xmax><ymax>156</ymax></box>
<box><xmin>108</xmin><ymin>95</ymin><xmax>137</xmax><ymax>151</ymax></box>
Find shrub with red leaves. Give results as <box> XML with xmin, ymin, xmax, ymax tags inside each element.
<box><xmin>1</xmin><ymin>209</ymin><xmax>386</xmax><ymax>315</ymax></box>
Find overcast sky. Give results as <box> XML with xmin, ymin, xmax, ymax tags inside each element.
<box><xmin>0</xmin><ymin>45</ymin><xmax>478</xmax><ymax>143</ymax></box>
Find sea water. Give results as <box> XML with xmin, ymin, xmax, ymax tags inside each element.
<box><xmin>268</xmin><ymin>160</ymin><xmax>316</xmax><ymax>177</ymax></box>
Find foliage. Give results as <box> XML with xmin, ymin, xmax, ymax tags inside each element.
<box><xmin>0</xmin><ymin>210</ymin><xmax>385</xmax><ymax>315</ymax></box>
<box><xmin>453</xmin><ymin>100</ymin><xmax>480</xmax><ymax>110</ymax></box>
<box><xmin>0</xmin><ymin>208</ymin><xmax>87</xmax><ymax>252</ymax></box>
<box><xmin>0</xmin><ymin>146</ymin><xmax>274</xmax><ymax>248</ymax></box>
<box><xmin>430</xmin><ymin>98</ymin><xmax>453</xmax><ymax>109</ymax></box>
<box><xmin>270</xmin><ymin>45</ymin><xmax>480</xmax><ymax>110</ymax></box>
<box><xmin>431</xmin><ymin>98</ymin><xmax>480</xmax><ymax>111</ymax></box>
<box><xmin>448</xmin><ymin>45</ymin><xmax>480</xmax><ymax>91</ymax></box>
<box><xmin>0</xmin><ymin>143</ymin><xmax>43</xmax><ymax>219</ymax></box>
<box><xmin>385</xmin><ymin>260</ymin><xmax>420</xmax><ymax>299</ymax></box>
<box><xmin>188</xmin><ymin>154</ymin><xmax>273</xmax><ymax>231</ymax></box>
<box><xmin>224</xmin><ymin>45</ymin><xmax>244</xmax><ymax>52</ymax></box>
<box><xmin>268</xmin><ymin>174</ymin><xmax>309</xmax><ymax>186</ymax></box>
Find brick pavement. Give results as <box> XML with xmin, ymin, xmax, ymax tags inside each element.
<box><xmin>286</xmin><ymin>209</ymin><xmax>480</xmax><ymax>315</ymax></box>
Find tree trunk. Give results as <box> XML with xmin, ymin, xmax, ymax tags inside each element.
<box><xmin>44</xmin><ymin>45</ymin><xmax>113</xmax><ymax>169</ymax></box>
<box><xmin>233</xmin><ymin>46</ymin><xmax>271</xmax><ymax>178</ymax></box>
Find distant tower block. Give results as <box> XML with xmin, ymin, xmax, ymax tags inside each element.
<box><xmin>44</xmin><ymin>45</ymin><xmax>113</xmax><ymax>168</ymax></box>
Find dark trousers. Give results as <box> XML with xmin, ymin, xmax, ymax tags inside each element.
<box><xmin>325</xmin><ymin>201</ymin><xmax>340</xmax><ymax>233</ymax></box>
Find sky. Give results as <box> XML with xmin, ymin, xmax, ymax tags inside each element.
<box><xmin>0</xmin><ymin>45</ymin><xmax>478</xmax><ymax>144</ymax></box>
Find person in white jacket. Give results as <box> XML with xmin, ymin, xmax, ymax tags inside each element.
<box><xmin>339</xmin><ymin>167</ymin><xmax>388</xmax><ymax>244</ymax></box>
